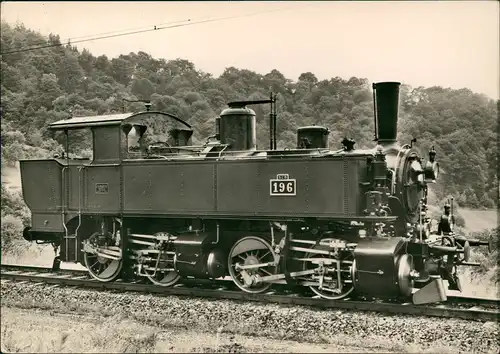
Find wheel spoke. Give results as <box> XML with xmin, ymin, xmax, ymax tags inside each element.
<box><xmin>228</xmin><ymin>236</ymin><xmax>277</xmax><ymax>294</ymax></box>
<box><xmin>259</xmin><ymin>251</ymin><xmax>271</xmax><ymax>261</ymax></box>
<box><xmin>144</xmin><ymin>233</ymin><xmax>181</xmax><ymax>287</ymax></box>
<box><xmin>259</xmin><ymin>268</ymin><xmax>272</xmax><ymax>276</ymax></box>
<box><xmin>304</xmin><ymin>236</ymin><xmax>354</xmax><ymax>300</ymax></box>
<box><xmin>83</xmin><ymin>232</ymin><xmax>123</xmax><ymax>283</ymax></box>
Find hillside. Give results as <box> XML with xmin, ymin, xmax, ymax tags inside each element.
<box><xmin>459</xmin><ymin>208</ymin><xmax>498</xmax><ymax>233</ymax></box>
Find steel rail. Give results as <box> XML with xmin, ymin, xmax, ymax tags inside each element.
<box><xmin>0</xmin><ymin>264</ymin><xmax>497</xmax><ymax>306</ymax></box>
<box><xmin>1</xmin><ymin>264</ymin><xmax>498</xmax><ymax>322</ymax></box>
<box><xmin>0</xmin><ymin>264</ymin><xmax>87</xmax><ymax>274</ymax></box>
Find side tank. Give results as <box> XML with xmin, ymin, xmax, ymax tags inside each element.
<box><xmin>296</xmin><ymin>125</ymin><xmax>330</xmax><ymax>149</ymax></box>
<box><xmin>219</xmin><ymin>106</ymin><xmax>257</xmax><ymax>151</ymax></box>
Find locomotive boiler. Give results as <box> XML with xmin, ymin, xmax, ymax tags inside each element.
<box><xmin>19</xmin><ymin>81</ymin><xmax>491</xmax><ymax>304</ymax></box>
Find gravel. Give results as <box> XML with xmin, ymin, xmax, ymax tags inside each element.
<box><xmin>1</xmin><ymin>280</ymin><xmax>499</xmax><ymax>353</ymax></box>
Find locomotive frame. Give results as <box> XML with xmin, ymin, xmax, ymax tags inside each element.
<box><xmin>20</xmin><ymin>82</ymin><xmax>491</xmax><ymax>304</ymax></box>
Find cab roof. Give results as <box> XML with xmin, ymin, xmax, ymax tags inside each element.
<box><xmin>48</xmin><ymin>112</ymin><xmax>134</xmax><ymax>130</ymax></box>
<box><xmin>48</xmin><ymin>111</ymin><xmax>193</xmax><ymax>131</ymax></box>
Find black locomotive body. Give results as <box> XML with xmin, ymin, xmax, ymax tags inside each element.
<box><xmin>20</xmin><ymin>82</ymin><xmax>490</xmax><ymax>304</ymax></box>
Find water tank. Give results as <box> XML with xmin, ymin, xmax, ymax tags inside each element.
<box><xmin>219</xmin><ymin>107</ymin><xmax>257</xmax><ymax>151</ymax></box>
<box><xmin>296</xmin><ymin>126</ymin><xmax>330</xmax><ymax>149</ymax></box>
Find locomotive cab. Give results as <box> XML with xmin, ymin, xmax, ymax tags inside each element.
<box><xmin>20</xmin><ymin>109</ymin><xmax>194</xmax><ymax>256</ymax></box>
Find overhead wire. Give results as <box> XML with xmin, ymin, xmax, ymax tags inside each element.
<box><xmin>4</xmin><ymin>9</ymin><xmax>242</xmax><ymax>52</ymax></box>
<box><xmin>0</xmin><ymin>4</ymin><xmax>308</xmax><ymax>56</ymax></box>
<box><xmin>4</xmin><ymin>18</ymin><xmax>196</xmax><ymax>50</ymax></box>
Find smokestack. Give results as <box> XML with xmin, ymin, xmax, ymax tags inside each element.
<box><xmin>372</xmin><ymin>82</ymin><xmax>401</xmax><ymax>145</ymax></box>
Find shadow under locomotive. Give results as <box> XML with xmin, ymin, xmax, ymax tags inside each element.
<box><xmin>20</xmin><ymin>82</ymin><xmax>492</xmax><ymax>304</ymax></box>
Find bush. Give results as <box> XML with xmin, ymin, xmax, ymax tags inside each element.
<box><xmin>1</xmin><ymin>184</ymin><xmax>31</xmax><ymax>254</ymax></box>
<box><xmin>466</xmin><ymin>227</ymin><xmax>499</xmax><ymax>285</ymax></box>
<box><xmin>1</xmin><ymin>214</ymin><xmax>24</xmax><ymax>252</ymax></box>
<box><xmin>1</xmin><ymin>185</ymin><xmax>30</xmax><ymax>225</ymax></box>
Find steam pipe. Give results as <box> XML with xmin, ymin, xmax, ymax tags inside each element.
<box><xmin>272</xmin><ymin>93</ymin><xmax>277</xmax><ymax>150</ymax></box>
<box><xmin>269</xmin><ymin>93</ymin><xmax>273</xmax><ymax>150</ymax></box>
<box><xmin>372</xmin><ymin>85</ymin><xmax>378</xmax><ymax>141</ymax></box>
<box><xmin>227</xmin><ymin>96</ymin><xmax>276</xmax><ymax>150</ymax></box>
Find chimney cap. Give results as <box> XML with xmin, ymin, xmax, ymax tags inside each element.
<box><xmin>373</xmin><ymin>81</ymin><xmax>402</xmax><ymax>88</ymax></box>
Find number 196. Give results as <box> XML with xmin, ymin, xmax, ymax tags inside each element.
<box><xmin>270</xmin><ymin>180</ymin><xmax>295</xmax><ymax>196</ymax></box>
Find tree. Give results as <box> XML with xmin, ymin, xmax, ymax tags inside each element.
<box><xmin>37</xmin><ymin>73</ymin><xmax>63</xmax><ymax>109</ymax></box>
<box><xmin>130</xmin><ymin>77</ymin><xmax>156</xmax><ymax>100</ymax></box>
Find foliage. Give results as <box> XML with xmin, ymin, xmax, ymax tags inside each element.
<box><xmin>0</xmin><ymin>21</ymin><xmax>497</xmax><ymax>211</ymax></box>
<box><xmin>0</xmin><ymin>184</ymin><xmax>30</xmax><ymax>252</ymax></box>
<box><xmin>464</xmin><ymin>227</ymin><xmax>500</xmax><ymax>286</ymax></box>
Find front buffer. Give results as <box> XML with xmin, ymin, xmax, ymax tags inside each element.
<box><xmin>352</xmin><ymin>237</ymin><xmax>446</xmax><ymax>304</ymax></box>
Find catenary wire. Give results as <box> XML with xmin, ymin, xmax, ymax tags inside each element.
<box><xmin>4</xmin><ymin>18</ymin><xmax>195</xmax><ymax>50</ymax></box>
<box><xmin>0</xmin><ymin>5</ymin><xmax>308</xmax><ymax>56</ymax></box>
<box><xmin>4</xmin><ymin>12</ymin><xmax>229</xmax><ymax>51</ymax></box>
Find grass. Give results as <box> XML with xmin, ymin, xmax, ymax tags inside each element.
<box><xmin>1</xmin><ymin>306</ymin><xmax>398</xmax><ymax>353</ymax></box>
<box><xmin>459</xmin><ymin>208</ymin><xmax>497</xmax><ymax>233</ymax></box>
<box><xmin>1</xmin><ymin>310</ymin><xmax>162</xmax><ymax>353</ymax></box>
<box><xmin>0</xmin><ymin>305</ymin><xmax>468</xmax><ymax>354</ymax></box>
<box><xmin>1</xmin><ymin>240</ymin><xmax>86</xmax><ymax>270</ymax></box>
<box><xmin>3</xmin><ymin>288</ymin><xmax>498</xmax><ymax>354</ymax></box>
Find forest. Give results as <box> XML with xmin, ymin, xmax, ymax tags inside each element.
<box><xmin>1</xmin><ymin>21</ymin><xmax>498</xmax><ymax>208</ymax></box>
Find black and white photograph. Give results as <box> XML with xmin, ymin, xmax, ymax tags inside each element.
<box><xmin>1</xmin><ymin>1</ymin><xmax>498</xmax><ymax>353</ymax></box>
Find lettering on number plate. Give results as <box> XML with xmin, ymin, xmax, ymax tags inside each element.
<box><xmin>270</xmin><ymin>174</ymin><xmax>296</xmax><ymax>196</ymax></box>
<box><xmin>95</xmin><ymin>183</ymin><xmax>109</xmax><ymax>194</ymax></box>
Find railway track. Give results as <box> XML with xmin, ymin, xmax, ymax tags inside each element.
<box><xmin>1</xmin><ymin>264</ymin><xmax>499</xmax><ymax>322</ymax></box>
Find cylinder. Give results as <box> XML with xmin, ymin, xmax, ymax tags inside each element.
<box><xmin>373</xmin><ymin>82</ymin><xmax>401</xmax><ymax>144</ymax></box>
<box><xmin>296</xmin><ymin>126</ymin><xmax>329</xmax><ymax>149</ymax></box>
<box><xmin>219</xmin><ymin>107</ymin><xmax>257</xmax><ymax>151</ymax></box>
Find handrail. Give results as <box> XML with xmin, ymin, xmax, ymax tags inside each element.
<box><xmin>122</xmin><ymin>150</ymin><xmax>374</xmax><ymax>162</ymax></box>
<box><xmin>61</xmin><ymin>167</ymin><xmax>69</xmax><ymax>243</ymax></box>
<box><xmin>75</xmin><ymin>166</ymin><xmax>85</xmax><ymax>240</ymax></box>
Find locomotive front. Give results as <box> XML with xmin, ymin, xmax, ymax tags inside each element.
<box><xmin>370</xmin><ymin>82</ymin><xmax>439</xmax><ymax>232</ymax></box>
<box><xmin>349</xmin><ymin>82</ymin><xmax>491</xmax><ymax>303</ymax></box>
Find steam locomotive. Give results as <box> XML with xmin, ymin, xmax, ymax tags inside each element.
<box><xmin>20</xmin><ymin>81</ymin><xmax>491</xmax><ymax>304</ymax></box>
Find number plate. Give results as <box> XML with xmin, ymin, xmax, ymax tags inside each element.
<box><xmin>270</xmin><ymin>174</ymin><xmax>296</xmax><ymax>196</ymax></box>
<box><xmin>95</xmin><ymin>183</ymin><xmax>109</xmax><ymax>194</ymax></box>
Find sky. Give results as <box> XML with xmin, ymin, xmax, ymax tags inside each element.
<box><xmin>1</xmin><ymin>1</ymin><xmax>499</xmax><ymax>99</ymax></box>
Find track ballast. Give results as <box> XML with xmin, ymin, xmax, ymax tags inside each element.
<box><xmin>1</xmin><ymin>264</ymin><xmax>498</xmax><ymax>322</ymax></box>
